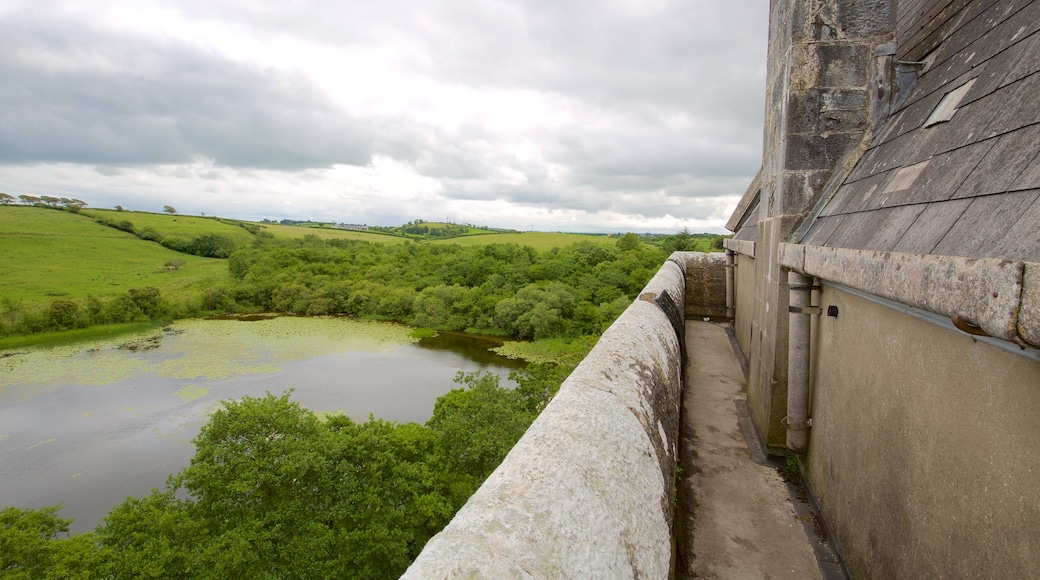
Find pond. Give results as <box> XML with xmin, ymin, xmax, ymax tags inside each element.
<box><xmin>0</xmin><ymin>317</ymin><xmax>523</xmax><ymax>533</ymax></box>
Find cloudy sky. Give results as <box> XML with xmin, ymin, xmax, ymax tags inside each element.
<box><xmin>0</xmin><ymin>0</ymin><xmax>767</xmax><ymax>233</ymax></box>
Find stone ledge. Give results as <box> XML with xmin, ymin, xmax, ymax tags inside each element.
<box><xmin>724</xmin><ymin>238</ymin><xmax>756</xmax><ymax>257</ymax></box>
<box><xmin>779</xmin><ymin>243</ymin><xmax>1039</xmax><ymax>348</ymax></box>
<box><xmin>402</xmin><ymin>258</ymin><xmax>687</xmax><ymax>578</ymax></box>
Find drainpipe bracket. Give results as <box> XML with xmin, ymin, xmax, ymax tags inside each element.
<box><xmin>782</xmin><ymin>417</ymin><xmax>813</xmax><ymax>431</ymax></box>
<box><xmin>788</xmin><ymin>306</ymin><xmax>821</xmax><ymax>315</ymax></box>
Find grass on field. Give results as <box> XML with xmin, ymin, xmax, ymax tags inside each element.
<box><xmin>0</xmin><ymin>207</ymin><xmax>230</xmax><ymax>306</ymax></box>
<box><xmin>431</xmin><ymin>231</ymin><xmax>620</xmax><ymax>252</ymax></box>
<box><xmin>1</xmin><ymin>205</ymin><xmax>684</xmax><ymax>309</ymax></box>
<box><xmin>83</xmin><ymin>209</ymin><xmax>255</xmax><ymax>246</ymax></box>
<box><xmin>255</xmin><ymin>223</ymin><xmax>408</xmax><ymax>244</ymax></box>
<box><xmin>0</xmin><ymin>321</ymin><xmax>166</xmax><ymax>351</ymax></box>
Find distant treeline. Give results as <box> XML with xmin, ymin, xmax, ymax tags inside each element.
<box><xmin>218</xmin><ymin>234</ymin><xmax>667</xmax><ymax>339</ymax></box>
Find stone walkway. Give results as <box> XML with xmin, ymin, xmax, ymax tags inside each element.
<box><xmin>676</xmin><ymin>320</ymin><xmax>842</xmax><ymax>579</ymax></box>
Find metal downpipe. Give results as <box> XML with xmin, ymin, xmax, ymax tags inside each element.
<box><xmin>786</xmin><ymin>270</ymin><xmax>815</xmax><ymax>454</ymax></box>
<box><xmin>725</xmin><ymin>250</ymin><xmax>735</xmax><ymax>319</ymax></box>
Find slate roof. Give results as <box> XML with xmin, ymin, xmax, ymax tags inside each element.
<box><xmin>798</xmin><ymin>0</ymin><xmax>1040</xmax><ymax>262</ymax></box>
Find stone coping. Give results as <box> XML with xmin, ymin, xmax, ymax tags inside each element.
<box><xmin>779</xmin><ymin>243</ymin><xmax>1039</xmax><ymax>348</ymax></box>
<box><xmin>402</xmin><ymin>254</ymin><xmax>694</xmax><ymax>578</ymax></box>
<box><xmin>723</xmin><ymin>237</ymin><xmax>756</xmax><ymax>258</ymax></box>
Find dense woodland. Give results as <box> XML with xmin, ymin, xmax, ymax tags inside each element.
<box><xmin>1</xmin><ymin>232</ymin><xmax>672</xmax><ymax>340</ymax></box>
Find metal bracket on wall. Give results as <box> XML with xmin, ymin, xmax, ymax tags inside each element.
<box><xmin>788</xmin><ymin>306</ymin><xmax>822</xmax><ymax>315</ymax></box>
<box><xmin>782</xmin><ymin>416</ymin><xmax>813</xmax><ymax>431</ymax></box>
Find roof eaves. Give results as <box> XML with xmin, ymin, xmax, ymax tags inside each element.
<box><xmin>725</xmin><ymin>169</ymin><xmax>762</xmax><ymax>233</ymax></box>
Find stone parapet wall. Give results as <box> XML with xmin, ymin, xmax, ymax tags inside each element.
<box><xmin>682</xmin><ymin>252</ymin><xmax>727</xmax><ymax>320</ymax></box>
<box><xmin>402</xmin><ymin>254</ymin><xmax>694</xmax><ymax>578</ymax></box>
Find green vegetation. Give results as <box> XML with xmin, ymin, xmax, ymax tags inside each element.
<box><xmin>430</xmin><ymin>231</ymin><xmax>623</xmax><ymax>251</ymax></box>
<box><xmin>0</xmin><ymin>207</ymin><xmax>228</xmax><ymax>309</ymax></box>
<box><xmin>84</xmin><ymin>209</ymin><xmax>256</xmax><ymax>258</ymax></box>
<box><xmin>254</xmin><ymin>222</ymin><xmax>408</xmax><ymax>244</ymax></box>
<box><xmin>0</xmin><ymin>369</ymin><xmax>566</xmax><ymax>578</ymax></box>
<box><xmin>0</xmin><ymin>203</ymin><xmax>707</xmax><ymax>576</ymax></box>
<box><xmin>0</xmin><ymin>321</ymin><xmax>164</xmax><ymax>351</ymax></box>
<box><xmin>219</xmin><ymin>235</ymin><xmax>665</xmax><ymax>339</ymax></box>
<box><xmin>1</xmin><ymin>205</ymin><xmax>673</xmax><ymax>340</ymax></box>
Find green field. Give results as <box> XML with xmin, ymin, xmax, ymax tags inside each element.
<box><xmin>1</xmin><ymin>205</ymin><xmax>686</xmax><ymax>314</ymax></box>
<box><xmin>430</xmin><ymin>231</ymin><xmax>621</xmax><ymax>251</ymax></box>
<box><xmin>84</xmin><ymin>209</ymin><xmax>256</xmax><ymax>246</ymax></box>
<box><xmin>255</xmin><ymin>222</ymin><xmax>409</xmax><ymax>243</ymax></box>
<box><xmin>0</xmin><ymin>206</ymin><xmax>230</xmax><ymax>306</ymax></box>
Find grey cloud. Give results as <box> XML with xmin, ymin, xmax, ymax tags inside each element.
<box><xmin>0</xmin><ymin>16</ymin><xmax>373</xmax><ymax>170</ymax></box>
<box><xmin>117</xmin><ymin>1</ymin><xmax>768</xmax><ymax>205</ymax></box>
<box><xmin>170</xmin><ymin>0</ymin><xmax>767</xmax><ymax>133</ymax></box>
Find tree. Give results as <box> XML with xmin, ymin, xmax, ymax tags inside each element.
<box><xmin>163</xmin><ymin>206</ymin><xmax>177</xmax><ymax>214</ymax></box>
<box><xmin>0</xmin><ymin>193</ymin><xmax>15</xmax><ymax>205</ymax></box>
<box><xmin>427</xmin><ymin>371</ymin><xmax>535</xmax><ymax>480</ymax></box>
<box><xmin>18</xmin><ymin>194</ymin><xmax>40</xmax><ymax>205</ymax></box>
<box><xmin>114</xmin><ymin>205</ymin><xmax>124</xmax><ymax>212</ymax></box>
<box><xmin>0</xmin><ymin>504</ymin><xmax>97</xmax><ymax>578</ymax></box>
<box><xmin>663</xmin><ymin>227</ymin><xmax>695</xmax><ymax>252</ymax></box>
<box><xmin>616</xmin><ymin>232</ymin><xmax>643</xmax><ymax>252</ymax></box>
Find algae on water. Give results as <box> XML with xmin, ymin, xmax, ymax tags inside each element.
<box><xmin>0</xmin><ymin>316</ymin><xmax>420</xmax><ymax>401</ymax></box>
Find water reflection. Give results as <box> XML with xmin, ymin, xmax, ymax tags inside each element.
<box><xmin>417</xmin><ymin>331</ymin><xmax>526</xmax><ymax>369</ymax></box>
<box><xmin>0</xmin><ymin>319</ymin><xmax>525</xmax><ymax>533</ymax></box>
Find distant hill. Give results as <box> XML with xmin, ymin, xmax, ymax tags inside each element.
<box><xmin>0</xmin><ymin>206</ymin><xmax>229</xmax><ymax>307</ymax></box>
<box><xmin>0</xmin><ymin>205</ymin><xmax>670</xmax><ymax>308</ymax></box>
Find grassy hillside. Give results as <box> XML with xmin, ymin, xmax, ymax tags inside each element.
<box><xmin>256</xmin><ymin>222</ymin><xmax>408</xmax><ymax>244</ymax></box>
<box><xmin>84</xmin><ymin>209</ymin><xmax>255</xmax><ymax>247</ymax></box>
<box><xmin>0</xmin><ymin>206</ymin><xmax>229</xmax><ymax>307</ymax></box>
<box><xmin>430</xmin><ymin>231</ymin><xmax>619</xmax><ymax>251</ymax></box>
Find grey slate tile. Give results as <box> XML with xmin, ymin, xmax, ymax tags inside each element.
<box><xmin>802</xmin><ymin>214</ymin><xmax>844</xmax><ymax>247</ymax></box>
<box><xmin>826</xmin><ymin>170</ymin><xmax>895</xmax><ymax>216</ymax></box>
<box><xmin>733</xmin><ymin>224</ymin><xmax>757</xmax><ymax>242</ymax></box>
<box><xmin>984</xmin><ymin>72</ymin><xmax>1040</xmax><ymax>137</ymax></box>
<box><xmin>901</xmin><ymin>0</ymin><xmax>986</xmax><ymax>66</ymax></box>
<box><xmin>988</xmin><ymin>191</ymin><xmax>1040</xmax><ymax>261</ymax></box>
<box><xmin>877</xmin><ymin>141</ymin><xmax>994</xmax><ymax>208</ymax></box>
<box><xmin>1000</xmin><ymin>30</ymin><xmax>1040</xmax><ymax>87</ymax></box>
<box><xmin>953</xmin><ymin>123</ymin><xmax>1040</xmax><ymax>198</ymax></box>
<box><xmin>829</xmin><ymin>205</ymin><xmax>931</xmax><ymax>251</ymax></box>
<box><xmin>1008</xmin><ymin>147</ymin><xmax>1040</xmax><ymax>190</ymax></box>
<box><xmin>904</xmin><ymin>83</ymin><xmax>1004</xmax><ymax>159</ymax></box>
<box><xmin>932</xmin><ymin>189</ymin><xmax>1040</xmax><ymax>257</ymax></box>
<box><xmin>931</xmin><ymin>0</ymin><xmax>1025</xmax><ymax>66</ymax></box>
<box><xmin>892</xmin><ymin>198</ymin><xmax>974</xmax><ymax>253</ymax></box>
<box><xmin>878</xmin><ymin>90</ymin><xmax>947</xmax><ymax>148</ymax></box>
<box><xmin>962</xmin><ymin>32</ymin><xmax>1035</xmax><ymax>101</ymax></box>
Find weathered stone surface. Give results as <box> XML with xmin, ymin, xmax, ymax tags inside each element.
<box><xmin>403</xmin><ymin>259</ymin><xmax>685</xmax><ymax>578</ymax></box>
<box><xmin>679</xmin><ymin>252</ymin><xmax>727</xmax><ymax>319</ymax></box>
<box><xmin>785</xmin><ymin>244</ymin><xmax>1025</xmax><ymax>342</ymax></box>
<box><xmin>777</xmin><ymin>242</ymin><xmax>806</xmax><ymax>271</ymax></box>
<box><xmin>724</xmin><ymin>238</ymin><xmax>755</xmax><ymax>257</ymax></box>
<box><xmin>1020</xmin><ymin>262</ymin><xmax>1040</xmax><ymax>347</ymax></box>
